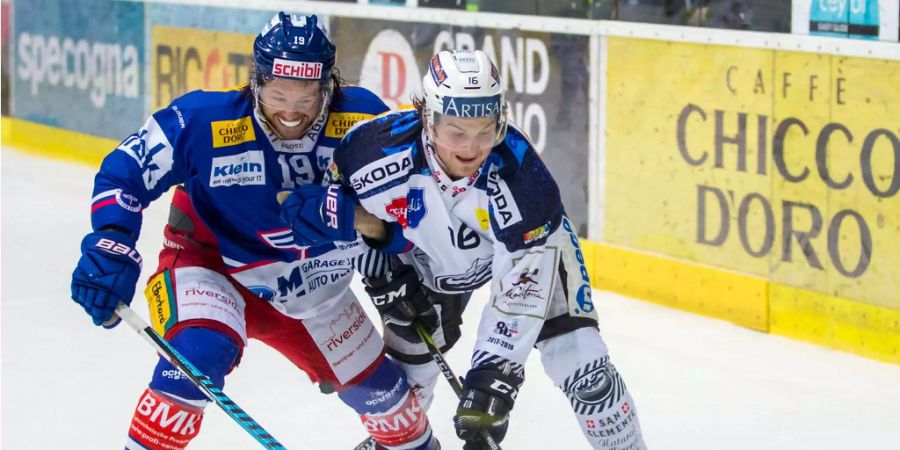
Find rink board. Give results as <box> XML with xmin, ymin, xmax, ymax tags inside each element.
<box><xmin>10</xmin><ymin>0</ymin><xmax>145</xmax><ymax>139</ymax></box>
<box><xmin>600</xmin><ymin>35</ymin><xmax>900</xmax><ymax>364</ymax></box>
<box><xmin>581</xmin><ymin>241</ymin><xmax>770</xmax><ymax>332</ymax></box>
<box><xmin>2</xmin><ymin>0</ymin><xmax>899</xmax><ymax>365</ymax></box>
<box><xmin>582</xmin><ymin>239</ymin><xmax>900</xmax><ymax>364</ymax></box>
<box><xmin>603</xmin><ymin>37</ymin><xmax>900</xmax><ymax>311</ymax></box>
<box><xmin>769</xmin><ymin>284</ymin><xmax>900</xmax><ymax>363</ymax></box>
<box><xmin>7</xmin><ymin>113</ymin><xmax>895</xmax><ymax>365</ymax></box>
<box><xmin>1</xmin><ymin>117</ymin><xmax>117</xmax><ymax>167</ymax></box>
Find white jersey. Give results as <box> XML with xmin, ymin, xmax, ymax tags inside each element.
<box><xmin>332</xmin><ymin>110</ymin><xmax>599</xmax><ymax>369</ymax></box>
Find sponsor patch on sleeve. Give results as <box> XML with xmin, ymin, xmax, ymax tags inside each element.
<box><xmin>475</xmin><ymin>208</ymin><xmax>490</xmax><ymax>230</ymax></box>
<box><xmin>211</xmin><ymin>116</ymin><xmax>256</xmax><ymax>148</ymax></box>
<box><xmin>487</xmin><ymin>170</ymin><xmax>523</xmax><ymax>229</ymax></box>
<box><xmin>325</xmin><ymin>112</ymin><xmax>374</xmax><ymax>138</ymax></box>
<box><xmin>523</xmin><ymin>222</ymin><xmax>551</xmax><ymax>244</ymax></box>
<box><xmin>350</xmin><ymin>150</ymin><xmax>413</xmax><ymax>195</ymax></box>
<box><xmin>326</xmin><ymin>161</ymin><xmax>342</xmax><ymax>183</ymax></box>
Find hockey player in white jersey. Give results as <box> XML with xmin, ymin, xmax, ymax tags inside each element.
<box><xmin>280</xmin><ymin>50</ymin><xmax>646</xmax><ymax>449</ymax></box>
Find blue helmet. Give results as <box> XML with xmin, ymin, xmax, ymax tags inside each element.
<box><xmin>253</xmin><ymin>13</ymin><xmax>335</xmax><ymax>83</ymax></box>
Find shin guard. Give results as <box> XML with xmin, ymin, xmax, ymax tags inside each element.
<box><xmin>563</xmin><ymin>357</ymin><xmax>645</xmax><ymax>450</ymax></box>
<box><xmin>126</xmin><ymin>388</ymin><xmax>205</xmax><ymax>450</ymax></box>
<box><xmin>339</xmin><ymin>358</ymin><xmax>434</xmax><ymax>449</ymax></box>
<box><xmin>539</xmin><ymin>328</ymin><xmax>646</xmax><ymax>450</ymax></box>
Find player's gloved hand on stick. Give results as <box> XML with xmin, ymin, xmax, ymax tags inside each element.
<box><xmin>279</xmin><ymin>184</ymin><xmax>357</xmax><ymax>246</ymax></box>
<box><xmin>364</xmin><ymin>265</ymin><xmax>439</xmax><ymax>343</ymax></box>
<box><xmin>454</xmin><ymin>365</ymin><xmax>524</xmax><ymax>449</ymax></box>
<box><xmin>71</xmin><ymin>229</ymin><xmax>143</xmax><ymax>328</ymax></box>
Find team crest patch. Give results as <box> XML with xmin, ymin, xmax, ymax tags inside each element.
<box><xmin>385</xmin><ymin>188</ymin><xmax>427</xmax><ymax>228</ymax></box>
<box><xmin>115</xmin><ymin>190</ymin><xmax>142</xmax><ymax>212</ymax></box>
<box><xmin>406</xmin><ymin>188</ymin><xmax>427</xmax><ymax>228</ymax></box>
<box><xmin>430</xmin><ymin>53</ymin><xmax>448</xmax><ymax>85</ymax></box>
<box><xmin>145</xmin><ymin>271</ymin><xmax>177</xmax><ymax>336</ymax></box>
<box><xmin>385</xmin><ymin>196</ymin><xmax>408</xmax><ymax>228</ymax></box>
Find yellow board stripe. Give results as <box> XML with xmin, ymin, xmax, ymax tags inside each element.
<box><xmin>770</xmin><ymin>284</ymin><xmax>900</xmax><ymax>365</ymax></box>
<box><xmin>1</xmin><ymin>117</ymin><xmax>117</xmax><ymax>168</ymax></box>
<box><xmin>581</xmin><ymin>240</ymin><xmax>769</xmax><ymax>332</ymax></box>
<box><xmin>581</xmin><ymin>240</ymin><xmax>900</xmax><ymax>365</ymax></box>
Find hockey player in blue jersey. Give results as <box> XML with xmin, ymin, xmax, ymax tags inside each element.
<box><xmin>282</xmin><ymin>50</ymin><xmax>647</xmax><ymax>449</ymax></box>
<box><xmin>70</xmin><ymin>12</ymin><xmax>438</xmax><ymax>450</ymax></box>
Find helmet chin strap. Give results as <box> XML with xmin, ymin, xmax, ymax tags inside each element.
<box><xmin>423</xmin><ymin>123</ymin><xmax>454</xmax><ymax>177</ymax></box>
<box><xmin>423</xmin><ymin>127</ymin><xmax>482</xmax><ymax>205</ymax></box>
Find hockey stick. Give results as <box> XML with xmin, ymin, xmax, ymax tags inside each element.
<box><xmin>414</xmin><ymin>324</ymin><xmax>502</xmax><ymax>450</ymax></box>
<box><xmin>114</xmin><ymin>302</ymin><xmax>286</xmax><ymax>449</ymax></box>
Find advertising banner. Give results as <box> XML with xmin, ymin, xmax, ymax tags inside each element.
<box><xmin>2</xmin><ymin>0</ymin><xmax>10</xmax><ymax>115</ymax></box>
<box><xmin>146</xmin><ymin>5</ymin><xmax>317</xmax><ymax>110</ymax></box>
<box><xmin>12</xmin><ymin>0</ymin><xmax>144</xmax><ymax>139</ymax></box>
<box><xmin>792</xmin><ymin>0</ymin><xmax>900</xmax><ymax>42</ymax></box>
<box><xmin>604</xmin><ymin>37</ymin><xmax>900</xmax><ymax>310</ymax></box>
<box><xmin>145</xmin><ymin>3</ymin><xmax>272</xmax><ymax>34</ymax></box>
<box><xmin>150</xmin><ymin>26</ymin><xmax>255</xmax><ymax>110</ymax></box>
<box><xmin>330</xmin><ymin>17</ymin><xmax>592</xmax><ymax>234</ymax></box>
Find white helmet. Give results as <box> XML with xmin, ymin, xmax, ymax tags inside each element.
<box><xmin>421</xmin><ymin>50</ymin><xmax>508</xmax><ymax>146</ymax></box>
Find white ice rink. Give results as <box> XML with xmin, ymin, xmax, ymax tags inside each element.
<box><xmin>3</xmin><ymin>148</ymin><xmax>900</xmax><ymax>450</ymax></box>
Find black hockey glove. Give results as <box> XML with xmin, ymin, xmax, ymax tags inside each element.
<box><xmin>364</xmin><ymin>265</ymin><xmax>439</xmax><ymax>343</ymax></box>
<box><xmin>454</xmin><ymin>365</ymin><xmax>524</xmax><ymax>449</ymax></box>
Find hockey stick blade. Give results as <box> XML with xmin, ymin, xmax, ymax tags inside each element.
<box><xmin>414</xmin><ymin>324</ymin><xmax>502</xmax><ymax>450</ymax></box>
<box><xmin>114</xmin><ymin>302</ymin><xmax>286</xmax><ymax>449</ymax></box>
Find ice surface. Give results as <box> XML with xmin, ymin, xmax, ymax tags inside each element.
<box><xmin>3</xmin><ymin>149</ymin><xmax>899</xmax><ymax>449</ymax></box>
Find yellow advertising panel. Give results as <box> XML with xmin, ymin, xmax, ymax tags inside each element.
<box><xmin>325</xmin><ymin>112</ymin><xmax>375</xmax><ymax>139</ymax></box>
<box><xmin>211</xmin><ymin>116</ymin><xmax>256</xmax><ymax>148</ymax></box>
<box><xmin>151</xmin><ymin>26</ymin><xmax>255</xmax><ymax>110</ymax></box>
<box><xmin>605</xmin><ymin>37</ymin><xmax>900</xmax><ymax>310</ymax></box>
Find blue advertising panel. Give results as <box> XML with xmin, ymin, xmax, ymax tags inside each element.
<box><xmin>794</xmin><ymin>0</ymin><xmax>898</xmax><ymax>41</ymax></box>
<box><xmin>145</xmin><ymin>3</ymin><xmax>274</xmax><ymax>34</ymax></box>
<box><xmin>2</xmin><ymin>0</ymin><xmax>10</xmax><ymax>116</ymax></box>
<box><xmin>13</xmin><ymin>0</ymin><xmax>145</xmax><ymax>139</ymax></box>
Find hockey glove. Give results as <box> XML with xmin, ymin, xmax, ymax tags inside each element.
<box><xmin>364</xmin><ymin>265</ymin><xmax>439</xmax><ymax>343</ymax></box>
<box><xmin>279</xmin><ymin>184</ymin><xmax>357</xmax><ymax>247</ymax></box>
<box><xmin>71</xmin><ymin>229</ymin><xmax>143</xmax><ymax>328</ymax></box>
<box><xmin>454</xmin><ymin>365</ymin><xmax>524</xmax><ymax>449</ymax></box>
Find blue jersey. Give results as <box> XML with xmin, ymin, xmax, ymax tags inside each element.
<box><xmin>333</xmin><ymin>110</ymin><xmax>598</xmax><ymax>368</ymax></box>
<box><xmin>90</xmin><ymin>85</ymin><xmax>388</xmax><ymax>316</ymax></box>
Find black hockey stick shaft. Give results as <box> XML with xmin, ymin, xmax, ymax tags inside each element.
<box><xmin>114</xmin><ymin>302</ymin><xmax>286</xmax><ymax>449</ymax></box>
<box><xmin>414</xmin><ymin>324</ymin><xmax>502</xmax><ymax>450</ymax></box>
